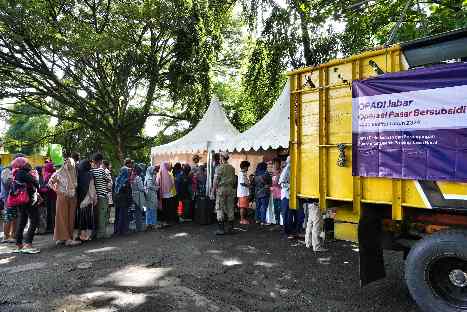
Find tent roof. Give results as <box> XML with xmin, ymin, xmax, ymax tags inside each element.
<box><xmin>151</xmin><ymin>98</ymin><xmax>240</xmax><ymax>155</ymax></box>
<box><xmin>213</xmin><ymin>81</ymin><xmax>290</xmax><ymax>152</ymax></box>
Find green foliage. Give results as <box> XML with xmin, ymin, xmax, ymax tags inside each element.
<box><xmin>339</xmin><ymin>0</ymin><xmax>467</xmax><ymax>55</ymax></box>
<box><xmin>4</xmin><ymin>104</ymin><xmax>50</xmax><ymax>155</ymax></box>
<box><xmin>0</xmin><ymin>0</ymin><xmax>236</xmax><ymax>163</ymax></box>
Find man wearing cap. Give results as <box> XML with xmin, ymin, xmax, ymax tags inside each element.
<box><xmin>212</xmin><ymin>152</ymin><xmax>236</xmax><ymax>235</ymax></box>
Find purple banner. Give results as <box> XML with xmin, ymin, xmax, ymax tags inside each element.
<box><xmin>352</xmin><ymin>62</ymin><xmax>467</xmax><ymax>182</ymax></box>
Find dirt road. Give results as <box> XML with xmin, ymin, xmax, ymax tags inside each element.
<box><xmin>0</xmin><ymin>223</ymin><xmax>419</xmax><ymax>311</ymax></box>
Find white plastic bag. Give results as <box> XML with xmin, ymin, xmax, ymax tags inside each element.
<box><xmin>266</xmin><ymin>193</ymin><xmax>276</xmax><ymax>224</ymax></box>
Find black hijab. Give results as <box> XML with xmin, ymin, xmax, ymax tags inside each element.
<box><xmin>77</xmin><ymin>159</ymin><xmax>92</xmax><ymax>203</ymax></box>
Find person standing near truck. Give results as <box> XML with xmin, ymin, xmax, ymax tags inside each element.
<box><xmin>254</xmin><ymin>162</ymin><xmax>272</xmax><ymax>226</ymax></box>
<box><xmin>279</xmin><ymin>156</ymin><xmax>292</xmax><ymax>238</ymax></box>
<box><xmin>212</xmin><ymin>152</ymin><xmax>236</xmax><ymax>235</ymax></box>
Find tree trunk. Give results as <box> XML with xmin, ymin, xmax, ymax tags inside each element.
<box><xmin>115</xmin><ymin>134</ymin><xmax>125</xmax><ymax>164</ymax></box>
<box><xmin>299</xmin><ymin>12</ymin><xmax>313</xmax><ymax>67</ymax></box>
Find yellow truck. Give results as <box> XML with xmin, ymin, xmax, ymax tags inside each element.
<box><xmin>288</xmin><ymin>28</ymin><xmax>467</xmax><ymax>312</ymax></box>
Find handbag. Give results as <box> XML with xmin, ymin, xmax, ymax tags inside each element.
<box><xmin>81</xmin><ymin>178</ymin><xmax>97</xmax><ymax>209</ymax></box>
<box><xmin>7</xmin><ymin>181</ymin><xmax>30</xmax><ymax>207</ymax></box>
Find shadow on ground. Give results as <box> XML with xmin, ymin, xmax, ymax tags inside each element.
<box><xmin>0</xmin><ymin>223</ymin><xmax>419</xmax><ymax>312</ymax></box>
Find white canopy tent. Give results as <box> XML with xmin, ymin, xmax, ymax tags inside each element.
<box><xmin>151</xmin><ymin>98</ymin><xmax>241</xmax><ymax>196</ymax></box>
<box><xmin>151</xmin><ymin>98</ymin><xmax>240</xmax><ymax>157</ymax></box>
<box><xmin>212</xmin><ymin>80</ymin><xmax>290</xmax><ymax>152</ymax></box>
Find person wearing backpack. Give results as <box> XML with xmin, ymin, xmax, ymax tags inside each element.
<box><xmin>11</xmin><ymin>157</ymin><xmax>40</xmax><ymax>253</ymax></box>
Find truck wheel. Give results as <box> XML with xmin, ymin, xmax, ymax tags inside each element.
<box><xmin>405</xmin><ymin>230</ymin><xmax>467</xmax><ymax>312</ymax></box>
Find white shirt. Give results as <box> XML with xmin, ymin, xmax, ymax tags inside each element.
<box><xmin>279</xmin><ymin>165</ymin><xmax>290</xmax><ymax>199</ymax></box>
<box><xmin>237</xmin><ymin>171</ymin><xmax>249</xmax><ymax>197</ymax></box>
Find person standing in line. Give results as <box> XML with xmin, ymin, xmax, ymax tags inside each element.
<box><xmin>157</xmin><ymin>162</ymin><xmax>177</xmax><ymax>226</ymax></box>
<box><xmin>191</xmin><ymin>155</ymin><xmax>201</xmax><ymax>198</ymax></box>
<box><xmin>279</xmin><ymin>156</ymin><xmax>294</xmax><ymax>239</ymax></box>
<box><xmin>43</xmin><ymin>161</ymin><xmax>56</xmax><ymax>233</ymax></box>
<box><xmin>48</xmin><ymin>157</ymin><xmax>81</xmax><ymax>246</ymax></box>
<box><xmin>144</xmin><ymin>165</ymin><xmax>159</xmax><ymax>230</ymax></box>
<box><xmin>102</xmin><ymin>160</ymin><xmax>113</xmax><ymax>208</ymax></box>
<box><xmin>178</xmin><ymin>164</ymin><xmax>193</xmax><ymax>221</ymax></box>
<box><xmin>76</xmin><ymin>160</ymin><xmax>97</xmax><ymax>241</ymax></box>
<box><xmin>271</xmin><ymin>158</ymin><xmax>283</xmax><ymax>226</ymax></box>
<box><xmin>35</xmin><ymin>166</ymin><xmax>48</xmax><ymax>234</ymax></box>
<box><xmin>90</xmin><ymin>153</ymin><xmax>111</xmax><ymax>239</ymax></box>
<box><xmin>211</xmin><ymin>152</ymin><xmax>236</xmax><ymax>235</ymax></box>
<box><xmin>2</xmin><ymin>154</ymin><xmax>28</xmax><ymax>244</ymax></box>
<box><xmin>304</xmin><ymin>202</ymin><xmax>327</xmax><ymax>252</ymax></box>
<box><xmin>2</xmin><ymin>166</ymin><xmax>15</xmax><ymax>242</ymax></box>
<box><xmin>1</xmin><ymin>164</ymin><xmax>15</xmax><ymax>243</ymax></box>
<box><xmin>12</xmin><ymin>158</ymin><xmax>40</xmax><ymax>253</ymax></box>
<box><xmin>254</xmin><ymin>162</ymin><xmax>272</xmax><ymax>226</ymax></box>
<box><xmin>237</xmin><ymin>160</ymin><xmax>251</xmax><ymax>225</ymax></box>
<box><xmin>114</xmin><ymin>165</ymin><xmax>131</xmax><ymax>235</ymax></box>
<box><xmin>131</xmin><ymin>165</ymin><xmax>145</xmax><ymax>232</ymax></box>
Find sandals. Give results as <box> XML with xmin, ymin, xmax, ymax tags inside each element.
<box><xmin>13</xmin><ymin>244</ymin><xmax>41</xmax><ymax>254</ymax></box>
<box><xmin>21</xmin><ymin>247</ymin><xmax>40</xmax><ymax>254</ymax></box>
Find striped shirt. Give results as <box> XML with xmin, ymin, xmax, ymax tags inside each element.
<box><xmin>91</xmin><ymin>167</ymin><xmax>109</xmax><ymax>198</ymax></box>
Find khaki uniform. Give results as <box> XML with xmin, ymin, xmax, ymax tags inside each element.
<box><xmin>213</xmin><ymin>163</ymin><xmax>236</xmax><ymax>222</ymax></box>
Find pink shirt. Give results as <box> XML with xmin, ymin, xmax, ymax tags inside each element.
<box><xmin>271</xmin><ymin>172</ymin><xmax>282</xmax><ymax>199</ymax></box>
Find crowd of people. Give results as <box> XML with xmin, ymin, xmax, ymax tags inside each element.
<box><xmin>0</xmin><ymin>150</ymin><xmax>326</xmax><ymax>254</ymax></box>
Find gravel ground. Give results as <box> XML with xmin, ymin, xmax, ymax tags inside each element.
<box><xmin>0</xmin><ymin>222</ymin><xmax>420</xmax><ymax>312</ymax></box>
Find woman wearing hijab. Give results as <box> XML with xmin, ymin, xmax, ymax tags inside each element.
<box><xmin>48</xmin><ymin>158</ymin><xmax>81</xmax><ymax>246</ymax></box>
<box><xmin>156</xmin><ymin>162</ymin><xmax>177</xmax><ymax>225</ymax></box>
<box><xmin>131</xmin><ymin>165</ymin><xmax>145</xmax><ymax>232</ymax></box>
<box><xmin>76</xmin><ymin>160</ymin><xmax>97</xmax><ymax>241</ymax></box>
<box><xmin>144</xmin><ymin>166</ymin><xmax>159</xmax><ymax>230</ymax></box>
<box><xmin>43</xmin><ymin>161</ymin><xmax>57</xmax><ymax>233</ymax></box>
<box><xmin>114</xmin><ymin>166</ymin><xmax>130</xmax><ymax>235</ymax></box>
<box><xmin>12</xmin><ymin>158</ymin><xmax>40</xmax><ymax>253</ymax></box>
<box><xmin>1</xmin><ymin>166</ymin><xmax>15</xmax><ymax>243</ymax></box>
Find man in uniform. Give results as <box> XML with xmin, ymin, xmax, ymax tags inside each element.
<box><xmin>211</xmin><ymin>152</ymin><xmax>236</xmax><ymax>235</ymax></box>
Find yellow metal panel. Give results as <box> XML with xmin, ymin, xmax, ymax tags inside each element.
<box><xmin>327</xmin><ymin>87</ymin><xmax>352</xmax><ymax>144</ymax></box>
<box><xmin>327</xmin><ymin>147</ymin><xmax>353</xmax><ymax>200</ymax></box>
<box><xmin>392</xmin><ymin>179</ymin><xmax>403</xmax><ymax>221</ymax></box>
<box><xmin>328</xmin><ymin>62</ymin><xmax>353</xmax><ymax>86</ymax></box>
<box><xmin>362</xmin><ymin>178</ymin><xmax>394</xmax><ymax>203</ymax></box>
<box><xmin>402</xmin><ymin>180</ymin><xmax>426</xmax><ymax>208</ymax></box>
<box><xmin>298</xmin><ymin>147</ymin><xmax>319</xmax><ymax>197</ymax></box>
<box><xmin>290</xmin><ymin>75</ymin><xmax>299</xmax><ymax>210</ymax></box>
<box><xmin>288</xmin><ymin>46</ymin><xmax>402</xmax><ymax>76</ymax></box>
<box><xmin>335</xmin><ymin>207</ymin><xmax>359</xmax><ymax>223</ymax></box>
<box><xmin>438</xmin><ymin>182</ymin><xmax>467</xmax><ymax>198</ymax></box>
<box><xmin>335</xmin><ymin>222</ymin><xmax>358</xmax><ymax>242</ymax></box>
<box><xmin>319</xmin><ymin>67</ymin><xmax>328</xmax><ymax>212</ymax></box>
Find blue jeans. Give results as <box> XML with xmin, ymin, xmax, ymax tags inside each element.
<box><xmin>285</xmin><ymin>205</ymin><xmax>305</xmax><ymax>235</ymax></box>
<box><xmin>256</xmin><ymin>197</ymin><xmax>269</xmax><ymax>223</ymax></box>
<box><xmin>281</xmin><ymin>198</ymin><xmax>290</xmax><ymax>234</ymax></box>
<box><xmin>273</xmin><ymin>198</ymin><xmax>281</xmax><ymax>224</ymax></box>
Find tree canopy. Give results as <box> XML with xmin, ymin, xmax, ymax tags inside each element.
<box><xmin>1</xmin><ymin>0</ymin><xmax>466</xmax><ymax>162</ymax></box>
<box><xmin>0</xmin><ymin>0</ymin><xmax>235</xmax><ymax>161</ymax></box>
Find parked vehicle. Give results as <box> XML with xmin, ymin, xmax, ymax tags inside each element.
<box><xmin>288</xmin><ymin>28</ymin><xmax>467</xmax><ymax>312</ymax></box>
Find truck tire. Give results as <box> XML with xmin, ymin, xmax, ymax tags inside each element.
<box><xmin>405</xmin><ymin>230</ymin><xmax>467</xmax><ymax>312</ymax></box>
